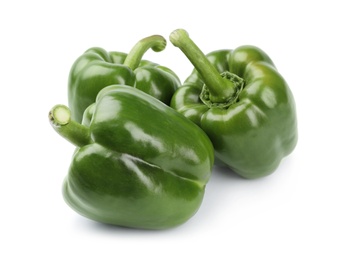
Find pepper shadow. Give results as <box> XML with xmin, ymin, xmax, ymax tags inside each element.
<box><xmin>72</xmin><ymin>215</ymin><xmax>180</xmax><ymax>235</ymax></box>
<box><xmin>197</xmin><ymin>161</ymin><xmax>265</xmax><ymax>221</ymax></box>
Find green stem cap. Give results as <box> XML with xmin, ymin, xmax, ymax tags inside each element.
<box><xmin>123</xmin><ymin>35</ymin><xmax>167</xmax><ymax>70</ymax></box>
<box><xmin>170</xmin><ymin>29</ymin><xmax>244</xmax><ymax>106</ymax></box>
<box><xmin>49</xmin><ymin>105</ymin><xmax>91</xmax><ymax>147</ymax></box>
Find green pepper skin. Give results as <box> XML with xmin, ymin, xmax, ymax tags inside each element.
<box><xmin>50</xmin><ymin>86</ymin><xmax>214</xmax><ymax>229</ymax></box>
<box><xmin>170</xmin><ymin>30</ymin><xmax>298</xmax><ymax>179</ymax></box>
<box><xmin>68</xmin><ymin>36</ymin><xmax>181</xmax><ymax>123</ymax></box>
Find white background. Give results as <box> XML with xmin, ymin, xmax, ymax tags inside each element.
<box><xmin>1</xmin><ymin>0</ymin><xmax>339</xmax><ymax>259</ymax></box>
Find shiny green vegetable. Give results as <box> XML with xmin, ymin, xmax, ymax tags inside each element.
<box><xmin>68</xmin><ymin>35</ymin><xmax>180</xmax><ymax>122</ymax></box>
<box><xmin>170</xmin><ymin>29</ymin><xmax>298</xmax><ymax>179</ymax></box>
<box><xmin>49</xmin><ymin>85</ymin><xmax>214</xmax><ymax>229</ymax></box>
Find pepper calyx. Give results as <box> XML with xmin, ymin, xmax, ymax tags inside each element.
<box><xmin>200</xmin><ymin>71</ymin><xmax>245</xmax><ymax>108</ymax></box>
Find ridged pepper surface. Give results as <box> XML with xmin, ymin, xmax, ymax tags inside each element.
<box><xmin>49</xmin><ymin>85</ymin><xmax>214</xmax><ymax>229</ymax></box>
<box><xmin>68</xmin><ymin>35</ymin><xmax>180</xmax><ymax>122</ymax></box>
<box><xmin>170</xmin><ymin>29</ymin><xmax>298</xmax><ymax>179</ymax></box>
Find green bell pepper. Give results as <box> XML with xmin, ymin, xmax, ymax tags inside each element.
<box><xmin>68</xmin><ymin>35</ymin><xmax>181</xmax><ymax>122</ymax></box>
<box><xmin>49</xmin><ymin>85</ymin><xmax>214</xmax><ymax>229</ymax></box>
<box><xmin>170</xmin><ymin>29</ymin><xmax>298</xmax><ymax>179</ymax></box>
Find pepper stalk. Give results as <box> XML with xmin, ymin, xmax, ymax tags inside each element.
<box><xmin>49</xmin><ymin>105</ymin><xmax>91</xmax><ymax>147</ymax></box>
<box><xmin>123</xmin><ymin>35</ymin><xmax>167</xmax><ymax>70</ymax></box>
<box><xmin>169</xmin><ymin>29</ymin><xmax>244</xmax><ymax>108</ymax></box>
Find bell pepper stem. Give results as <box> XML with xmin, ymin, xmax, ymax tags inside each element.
<box><xmin>170</xmin><ymin>29</ymin><xmax>236</xmax><ymax>103</ymax></box>
<box><xmin>123</xmin><ymin>35</ymin><xmax>167</xmax><ymax>70</ymax></box>
<box><xmin>49</xmin><ymin>105</ymin><xmax>91</xmax><ymax>147</ymax></box>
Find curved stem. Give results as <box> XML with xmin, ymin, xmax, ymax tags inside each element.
<box><xmin>169</xmin><ymin>29</ymin><xmax>235</xmax><ymax>103</ymax></box>
<box><xmin>49</xmin><ymin>105</ymin><xmax>91</xmax><ymax>147</ymax></box>
<box><xmin>123</xmin><ymin>35</ymin><xmax>166</xmax><ymax>70</ymax></box>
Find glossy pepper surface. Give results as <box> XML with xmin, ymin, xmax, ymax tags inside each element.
<box><xmin>170</xmin><ymin>29</ymin><xmax>298</xmax><ymax>179</ymax></box>
<box><xmin>68</xmin><ymin>35</ymin><xmax>180</xmax><ymax>122</ymax></box>
<box><xmin>49</xmin><ymin>86</ymin><xmax>214</xmax><ymax>229</ymax></box>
